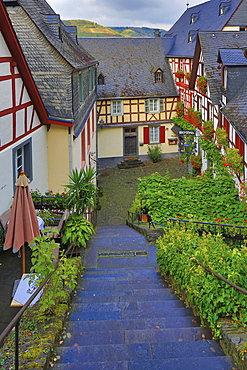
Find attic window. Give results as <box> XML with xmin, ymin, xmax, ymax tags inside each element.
<box><xmin>190</xmin><ymin>13</ymin><xmax>199</xmax><ymax>24</ymax></box>
<box><xmin>98</xmin><ymin>74</ymin><xmax>105</xmax><ymax>85</ymax></box>
<box><xmin>155</xmin><ymin>69</ymin><xmax>163</xmax><ymax>83</ymax></box>
<box><xmin>219</xmin><ymin>2</ymin><xmax>230</xmax><ymax>16</ymax></box>
<box><xmin>188</xmin><ymin>31</ymin><xmax>196</xmax><ymax>43</ymax></box>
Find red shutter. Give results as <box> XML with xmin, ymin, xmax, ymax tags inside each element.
<box><xmin>144</xmin><ymin>127</ymin><xmax>149</xmax><ymax>144</ymax></box>
<box><xmin>160</xmin><ymin>126</ymin><xmax>165</xmax><ymax>143</ymax></box>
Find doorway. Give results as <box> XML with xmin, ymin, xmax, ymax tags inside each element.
<box><xmin>124</xmin><ymin>128</ymin><xmax>138</xmax><ymax>157</ymax></box>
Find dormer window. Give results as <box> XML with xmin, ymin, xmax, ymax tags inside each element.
<box><xmin>188</xmin><ymin>31</ymin><xmax>197</xmax><ymax>43</ymax></box>
<box><xmin>219</xmin><ymin>2</ymin><xmax>230</xmax><ymax>16</ymax></box>
<box><xmin>190</xmin><ymin>13</ymin><xmax>199</xmax><ymax>25</ymax></box>
<box><xmin>98</xmin><ymin>73</ymin><xmax>105</xmax><ymax>85</ymax></box>
<box><xmin>155</xmin><ymin>69</ymin><xmax>163</xmax><ymax>83</ymax></box>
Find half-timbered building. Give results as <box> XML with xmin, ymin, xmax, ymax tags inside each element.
<box><xmin>1</xmin><ymin>0</ymin><xmax>97</xmax><ymax>207</ymax></box>
<box><xmin>165</xmin><ymin>0</ymin><xmax>243</xmax><ymax>110</ymax></box>
<box><xmin>189</xmin><ymin>31</ymin><xmax>247</xmax><ymax>178</ymax></box>
<box><xmin>79</xmin><ymin>37</ymin><xmax>179</xmax><ymax>168</ymax></box>
<box><xmin>0</xmin><ymin>0</ymin><xmax>49</xmax><ymax>214</ymax></box>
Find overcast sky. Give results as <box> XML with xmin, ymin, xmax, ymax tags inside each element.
<box><xmin>47</xmin><ymin>0</ymin><xmax>206</xmax><ymax>30</ymax></box>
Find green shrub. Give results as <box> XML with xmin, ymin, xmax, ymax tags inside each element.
<box><xmin>157</xmin><ymin>226</ymin><xmax>247</xmax><ymax>335</ymax></box>
<box><xmin>147</xmin><ymin>145</ymin><xmax>162</xmax><ymax>163</ymax></box>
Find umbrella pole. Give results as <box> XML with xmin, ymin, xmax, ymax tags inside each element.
<box><xmin>22</xmin><ymin>245</ymin><xmax>25</xmax><ymax>275</ymax></box>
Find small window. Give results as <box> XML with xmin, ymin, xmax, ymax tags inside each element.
<box><xmin>188</xmin><ymin>32</ymin><xmax>196</xmax><ymax>43</ymax></box>
<box><xmin>98</xmin><ymin>73</ymin><xmax>105</xmax><ymax>85</ymax></box>
<box><xmin>150</xmin><ymin>126</ymin><xmax>160</xmax><ymax>143</ymax></box>
<box><xmin>111</xmin><ymin>100</ymin><xmax>123</xmax><ymax>116</ymax></box>
<box><xmin>145</xmin><ymin>98</ymin><xmax>164</xmax><ymax>114</ymax></box>
<box><xmin>155</xmin><ymin>69</ymin><xmax>163</xmax><ymax>83</ymax></box>
<box><xmin>79</xmin><ymin>71</ymin><xmax>84</xmax><ymax>102</ymax></box>
<box><xmin>88</xmin><ymin>67</ymin><xmax>95</xmax><ymax>93</ymax></box>
<box><xmin>240</xmin><ymin>26</ymin><xmax>247</xmax><ymax>31</ymax></box>
<box><xmin>13</xmin><ymin>138</ymin><xmax>32</xmax><ymax>186</ymax></box>
<box><xmin>190</xmin><ymin>14</ymin><xmax>199</xmax><ymax>24</ymax></box>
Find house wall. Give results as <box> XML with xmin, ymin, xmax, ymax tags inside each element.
<box><xmin>0</xmin><ymin>30</ymin><xmax>48</xmax><ymax>214</ymax></box>
<box><xmin>73</xmin><ymin>103</ymin><xmax>97</xmax><ymax>173</ymax></box>
<box><xmin>97</xmin><ymin>123</ymin><xmax>179</xmax><ymax>169</ymax></box>
<box><xmin>0</xmin><ymin>127</ymin><xmax>48</xmax><ymax>214</ymax></box>
<box><xmin>47</xmin><ymin>125</ymin><xmax>70</xmax><ymax>193</ymax></box>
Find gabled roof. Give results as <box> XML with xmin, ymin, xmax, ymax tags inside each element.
<box><xmin>79</xmin><ymin>37</ymin><xmax>178</xmax><ymax>99</ymax></box>
<box><xmin>0</xmin><ymin>0</ymin><xmax>47</xmax><ymax>125</ymax></box>
<box><xmin>218</xmin><ymin>48</ymin><xmax>247</xmax><ymax>65</ymax></box>
<box><xmin>191</xmin><ymin>31</ymin><xmax>247</xmax><ymax>104</ymax></box>
<box><xmin>3</xmin><ymin>0</ymin><xmax>97</xmax><ymax>122</ymax></box>
<box><xmin>9</xmin><ymin>0</ymin><xmax>96</xmax><ymax>70</ymax></box>
<box><xmin>165</xmin><ymin>0</ymin><xmax>242</xmax><ymax>58</ymax></box>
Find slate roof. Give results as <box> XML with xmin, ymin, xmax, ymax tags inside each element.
<box><xmin>218</xmin><ymin>48</ymin><xmax>247</xmax><ymax>65</ymax></box>
<box><xmin>197</xmin><ymin>31</ymin><xmax>247</xmax><ymax>104</ymax></box>
<box><xmin>165</xmin><ymin>0</ymin><xmax>242</xmax><ymax>58</ymax></box>
<box><xmin>3</xmin><ymin>0</ymin><xmax>96</xmax><ymax>121</ymax></box>
<box><xmin>222</xmin><ymin>83</ymin><xmax>247</xmax><ymax>140</ymax></box>
<box><xmin>15</xmin><ymin>0</ymin><xmax>95</xmax><ymax>69</ymax></box>
<box><xmin>79</xmin><ymin>37</ymin><xmax>178</xmax><ymax>99</ymax></box>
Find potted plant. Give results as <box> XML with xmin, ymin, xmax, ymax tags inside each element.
<box><xmin>197</xmin><ymin>76</ymin><xmax>207</xmax><ymax>95</ymax></box>
<box><xmin>185</xmin><ymin>71</ymin><xmax>191</xmax><ymax>82</ymax></box>
<box><xmin>64</xmin><ymin>167</ymin><xmax>97</xmax><ymax>214</ymax></box>
<box><xmin>174</xmin><ymin>70</ymin><xmax>185</xmax><ymax>80</ymax></box>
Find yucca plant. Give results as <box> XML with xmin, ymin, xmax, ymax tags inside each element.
<box><xmin>64</xmin><ymin>167</ymin><xmax>97</xmax><ymax>214</ymax></box>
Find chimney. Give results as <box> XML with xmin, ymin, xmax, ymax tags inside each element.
<box><xmin>154</xmin><ymin>29</ymin><xmax>161</xmax><ymax>37</ymax></box>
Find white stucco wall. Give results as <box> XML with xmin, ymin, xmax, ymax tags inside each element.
<box><xmin>0</xmin><ymin>127</ymin><xmax>48</xmax><ymax>215</ymax></box>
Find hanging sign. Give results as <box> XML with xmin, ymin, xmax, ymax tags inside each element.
<box><xmin>178</xmin><ymin>130</ymin><xmax>196</xmax><ymax>135</ymax></box>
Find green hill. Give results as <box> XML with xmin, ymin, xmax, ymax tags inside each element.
<box><xmin>63</xmin><ymin>20</ymin><xmax>123</xmax><ymax>37</ymax></box>
<box><xmin>63</xmin><ymin>20</ymin><xmax>167</xmax><ymax>37</ymax></box>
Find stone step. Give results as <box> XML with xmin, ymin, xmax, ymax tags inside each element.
<box><xmin>67</xmin><ymin>306</ymin><xmax>194</xmax><ymax>322</ymax></box>
<box><xmin>83</xmin><ymin>268</ymin><xmax>162</xmax><ymax>279</ymax></box>
<box><xmin>53</xmin><ymin>341</ymin><xmax>232</xmax><ymax>365</ymax></box>
<box><xmin>61</xmin><ymin>326</ymin><xmax>212</xmax><ymax>346</ymax></box>
<box><xmin>77</xmin><ymin>280</ymin><xmax>168</xmax><ymax>291</ymax></box>
<box><xmin>69</xmin><ymin>299</ymin><xmax>186</xmax><ymax>314</ymax></box>
<box><xmin>64</xmin><ymin>315</ymin><xmax>201</xmax><ymax>333</ymax></box>
<box><xmin>73</xmin><ymin>293</ymin><xmax>180</xmax><ymax>304</ymax></box>
<box><xmin>76</xmin><ymin>287</ymin><xmax>174</xmax><ymax>298</ymax></box>
<box><xmin>52</xmin><ymin>357</ymin><xmax>234</xmax><ymax>370</ymax></box>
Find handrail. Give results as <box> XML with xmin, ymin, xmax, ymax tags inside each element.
<box><xmin>127</xmin><ymin>212</ymin><xmax>247</xmax><ymax>295</ymax></box>
<box><xmin>0</xmin><ymin>241</ymin><xmax>76</xmax><ymax>369</ymax></box>
<box><xmin>167</xmin><ymin>217</ymin><xmax>247</xmax><ymax>230</ymax></box>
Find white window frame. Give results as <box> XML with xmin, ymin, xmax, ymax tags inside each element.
<box><xmin>149</xmin><ymin>126</ymin><xmax>160</xmax><ymax>143</ymax></box>
<box><xmin>145</xmin><ymin>98</ymin><xmax>164</xmax><ymax>114</ymax></box>
<box><xmin>111</xmin><ymin>100</ymin><xmax>124</xmax><ymax>116</ymax></box>
<box><xmin>13</xmin><ymin>138</ymin><xmax>32</xmax><ymax>188</ymax></box>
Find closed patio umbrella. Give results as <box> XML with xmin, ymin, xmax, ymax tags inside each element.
<box><xmin>4</xmin><ymin>171</ymin><xmax>40</xmax><ymax>274</ymax></box>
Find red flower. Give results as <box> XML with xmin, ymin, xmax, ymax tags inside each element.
<box><xmin>215</xmin><ymin>218</ymin><xmax>221</xmax><ymax>222</ymax></box>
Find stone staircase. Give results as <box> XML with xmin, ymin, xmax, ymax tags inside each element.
<box><xmin>51</xmin><ymin>225</ymin><xmax>236</xmax><ymax>369</ymax></box>
<box><xmin>117</xmin><ymin>158</ymin><xmax>145</xmax><ymax>169</ymax></box>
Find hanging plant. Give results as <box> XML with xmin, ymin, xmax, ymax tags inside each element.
<box><xmin>202</xmin><ymin>120</ymin><xmax>214</xmax><ymax>140</ymax></box>
<box><xmin>223</xmin><ymin>148</ymin><xmax>243</xmax><ymax>178</ymax></box>
<box><xmin>197</xmin><ymin>76</ymin><xmax>207</xmax><ymax>94</ymax></box>
<box><xmin>174</xmin><ymin>70</ymin><xmax>185</xmax><ymax>79</ymax></box>
<box><xmin>215</xmin><ymin>127</ymin><xmax>228</xmax><ymax>147</ymax></box>
<box><xmin>175</xmin><ymin>102</ymin><xmax>184</xmax><ymax>117</ymax></box>
<box><xmin>190</xmin><ymin>154</ymin><xmax>202</xmax><ymax>169</ymax></box>
<box><xmin>184</xmin><ymin>108</ymin><xmax>202</xmax><ymax>130</ymax></box>
<box><xmin>185</xmin><ymin>71</ymin><xmax>191</xmax><ymax>82</ymax></box>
